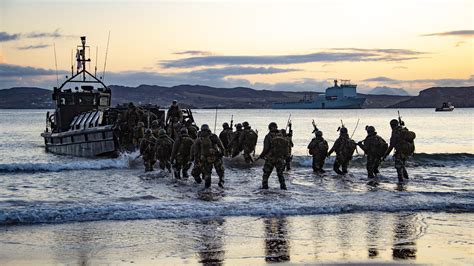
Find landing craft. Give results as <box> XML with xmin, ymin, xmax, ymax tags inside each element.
<box><xmin>272</xmin><ymin>80</ymin><xmax>366</xmax><ymax>109</ymax></box>
<box><xmin>41</xmin><ymin>36</ymin><xmax>194</xmax><ymax>157</ymax></box>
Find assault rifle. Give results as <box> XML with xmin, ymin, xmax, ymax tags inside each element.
<box><xmin>285</xmin><ymin>114</ymin><xmax>292</xmax><ymax>132</ymax></box>
<box><xmin>312</xmin><ymin>119</ymin><xmax>319</xmax><ymax>133</ymax></box>
<box><xmin>230</xmin><ymin>115</ymin><xmax>234</xmax><ymax>129</ymax></box>
<box><xmin>398</xmin><ymin>110</ymin><xmax>405</xmax><ymax>127</ymax></box>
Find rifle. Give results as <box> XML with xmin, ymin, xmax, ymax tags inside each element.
<box><xmin>398</xmin><ymin>110</ymin><xmax>405</xmax><ymax>127</ymax></box>
<box><xmin>312</xmin><ymin>119</ymin><xmax>319</xmax><ymax>133</ymax></box>
<box><xmin>337</xmin><ymin>120</ymin><xmax>345</xmax><ymax>132</ymax></box>
<box><xmin>350</xmin><ymin>118</ymin><xmax>360</xmax><ymax>139</ymax></box>
<box><xmin>230</xmin><ymin>115</ymin><xmax>234</xmax><ymax>129</ymax></box>
<box><xmin>285</xmin><ymin>114</ymin><xmax>292</xmax><ymax>132</ymax></box>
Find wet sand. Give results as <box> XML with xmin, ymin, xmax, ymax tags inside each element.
<box><xmin>0</xmin><ymin>212</ymin><xmax>472</xmax><ymax>265</ymax></box>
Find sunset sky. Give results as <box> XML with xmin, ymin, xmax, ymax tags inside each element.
<box><xmin>0</xmin><ymin>0</ymin><xmax>473</xmax><ymax>94</ymax></box>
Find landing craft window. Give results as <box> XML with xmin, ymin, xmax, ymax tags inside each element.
<box><xmin>60</xmin><ymin>95</ymin><xmax>74</xmax><ymax>105</ymax></box>
<box><xmin>78</xmin><ymin>95</ymin><xmax>95</xmax><ymax>105</ymax></box>
<box><xmin>99</xmin><ymin>96</ymin><xmax>109</xmax><ymax>106</ymax></box>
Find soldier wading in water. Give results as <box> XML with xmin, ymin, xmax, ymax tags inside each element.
<box><xmin>193</xmin><ymin>124</ymin><xmax>226</xmax><ymax>189</ymax></box>
<box><xmin>357</xmin><ymin>125</ymin><xmax>388</xmax><ymax>185</ymax></box>
<box><xmin>256</xmin><ymin>122</ymin><xmax>289</xmax><ymax>190</ymax></box>
<box><xmin>307</xmin><ymin>122</ymin><xmax>329</xmax><ymax>174</ymax></box>
<box><xmin>327</xmin><ymin>126</ymin><xmax>357</xmax><ymax>175</ymax></box>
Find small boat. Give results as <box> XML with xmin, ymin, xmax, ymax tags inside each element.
<box><xmin>435</xmin><ymin>102</ymin><xmax>454</xmax><ymax>112</ymax></box>
<box><xmin>40</xmin><ymin>36</ymin><xmax>194</xmax><ymax>157</ymax></box>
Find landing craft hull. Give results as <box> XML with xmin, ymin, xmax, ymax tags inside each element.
<box><xmin>272</xmin><ymin>97</ymin><xmax>365</xmax><ymax>109</ymax></box>
<box><xmin>41</xmin><ymin>126</ymin><xmax>118</xmax><ymax>157</ymax></box>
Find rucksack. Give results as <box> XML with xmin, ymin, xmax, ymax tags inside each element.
<box><xmin>200</xmin><ymin>135</ymin><xmax>218</xmax><ymax>163</ymax></box>
<box><xmin>270</xmin><ymin>133</ymin><xmax>289</xmax><ymax>159</ymax></box>
<box><xmin>398</xmin><ymin>127</ymin><xmax>416</xmax><ymax>156</ymax></box>
<box><xmin>341</xmin><ymin>138</ymin><xmax>357</xmax><ymax>159</ymax></box>
<box><xmin>156</xmin><ymin>137</ymin><xmax>173</xmax><ymax>158</ymax></box>
<box><xmin>374</xmin><ymin>136</ymin><xmax>388</xmax><ymax>158</ymax></box>
<box><xmin>178</xmin><ymin>136</ymin><xmax>194</xmax><ymax>159</ymax></box>
<box><xmin>243</xmin><ymin>130</ymin><xmax>258</xmax><ymax>150</ymax></box>
<box><xmin>318</xmin><ymin>140</ymin><xmax>329</xmax><ymax>155</ymax></box>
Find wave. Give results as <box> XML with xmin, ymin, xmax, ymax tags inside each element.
<box><xmin>293</xmin><ymin>153</ymin><xmax>474</xmax><ymax>168</ymax></box>
<box><xmin>1</xmin><ymin>192</ymin><xmax>472</xmax><ymax>226</ymax></box>
<box><xmin>0</xmin><ymin>151</ymin><xmax>140</xmax><ymax>173</ymax></box>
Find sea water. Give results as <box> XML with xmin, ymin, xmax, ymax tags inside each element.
<box><xmin>0</xmin><ymin>108</ymin><xmax>473</xmax><ymax>264</ymax></box>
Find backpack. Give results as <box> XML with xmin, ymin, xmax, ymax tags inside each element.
<box><xmin>341</xmin><ymin>138</ymin><xmax>357</xmax><ymax>159</ymax></box>
<box><xmin>156</xmin><ymin>137</ymin><xmax>173</xmax><ymax>158</ymax></box>
<box><xmin>270</xmin><ymin>133</ymin><xmax>289</xmax><ymax>159</ymax></box>
<box><xmin>398</xmin><ymin>127</ymin><xmax>416</xmax><ymax>156</ymax></box>
<box><xmin>200</xmin><ymin>135</ymin><xmax>218</xmax><ymax>163</ymax></box>
<box><xmin>318</xmin><ymin>140</ymin><xmax>329</xmax><ymax>155</ymax></box>
<box><xmin>374</xmin><ymin>136</ymin><xmax>388</xmax><ymax>158</ymax></box>
<box><xmin>243</xmin><ymin>130</ymin><xmax>258</xmax><ymax>151</ymax></box>
<box><xmin>178</xmin><ymin>136</ymin><xmax>194</xmax><ymax>159</ymax></box>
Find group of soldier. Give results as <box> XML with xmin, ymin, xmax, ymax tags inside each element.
<box><xmin>308</xmin><ymin>117</ymin><xmax>416</xmax><ymax>185</ymax></box>
<box><xmin>125</xmin><ymin>101</ymin><xmax>416</xmax><ymax>189</ymax></box>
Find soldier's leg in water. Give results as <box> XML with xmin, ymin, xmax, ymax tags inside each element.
<box><xmin>275</xmin><ymin>159</ymin><xmax>287</xmax><ymax>190</ymax></box>
<box><xmin>182</xmin><ymin>161</ymin><xmax>191</xmax><ymax>179</ymax></box>
<box><xmin>342</xmin><ymin>160</ymin><xmax>349</xmax><ymax>174</ymax></box>
<box><xmin>215</xmin><ymin>159</ymin><xmax>225</xmax><ymax>188</ymax></box>
<box><xmin>312</xmin><ymin>156</ymin><xmax>318</xmax><ymax>172</ymax></box>
<box><xmin>285</xmin><ymin>156</ymin><xmax>292</xmax><ymax>171</ymax></box>
<box><xmin>202</xmin><ymin>161</ymin><xmax>213</xmax><ymax>188</ymax></box>
<box><xmin>191</xmin><ymin>163</ymin><xmax>202</xmax><ymax>183</ymax></box>
<box><xmin>318</xmin><ymin>155</ymin><xmax>326</xmax><ymax>173</ymax></box>
<box><xmin>367</xmin><ymin>156</ymin><xmax>376</xmax><ymax>179</ymax></box>
<box><xmin>394</xmin><ymin>154</ymin><xmax>404</xmax><ymax>183</ymax></box>
<box><xmin>166</xmin><ymin>159</ymin><xmax>172</xmax><ymax>173</ymax></box>
<box><xmin>158</xmin><ymin>158</ymin><xmax>165</xmax><ymax>171</ymax></box>
<box><xmin>173</xmin><ymin>161</ymin><xmax>181</xmax><ymax>179</ymax></box>
<box><xmin>401</xmin><ymin>157</ymin><xmax>408</xmax><ymax>179</ymax></box>
<box><xmin>262</xmin><ymin>160</ymin><xmax>274</xmax><ymax>189</ymax></box>
<box><xmin>333</xmin><ymin>158</ymin><xmax>344</xmax><ymax>175</ymax></box>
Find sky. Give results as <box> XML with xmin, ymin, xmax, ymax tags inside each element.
<box><xmin>0</xmin><ymin>0</ymin><xmax>473</xmax><ymax>94</ymax></box>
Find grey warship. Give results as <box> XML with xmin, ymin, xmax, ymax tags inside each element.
<box><xmin>41</xmin><ymin>36</ymin><xmax>192</xmax><ymax>157</ymax></box>
<box><xmin>272</xmin><ymin>80</ymin><xmax>366</xmax><ymax>109</ymax></box>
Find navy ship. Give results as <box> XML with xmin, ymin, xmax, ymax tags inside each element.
<box><xmin>272</xmin><ymin>80</ymin><xmax>365</xmax><ymax>109</ymax></box>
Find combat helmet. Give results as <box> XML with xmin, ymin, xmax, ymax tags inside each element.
<box><xmin>242</xmin><ymin>121</ymin><xmax>250</xmax><ymax>128</ymax></box>
<box><xmin>222</xmin><ymin>122</ymin><xmax>230</xmax><ymax>129</ymax></box>
<box><xmin>365</xmin><ymin>125</ymin><xmax>376</xmax><ymax>134</ymax></box>
<box><xmin>268</xmin><ymin>122</ymin><xmax>278</xmax><ymax>130</ymax></box>
<box><xmin>315</xmin><ymin>130</ymin><xmax>323</xmax><ymax>137</ymax></box>
<box><xmin>145</xmin><ymin>128</ymin><xmax>152</xmax><ymax>135</ymax></box>
<box><xmin>180</xmin><ymin>127</ymin><xmax>188</xmax><ymax>134</ymax></box>
<box><xmin>201</xmin><ymin>124</ymin><xmax>210</xmax><ymax>131</ymax></box>
<box><xmin>158</xmin><ymin>129</ymin><xmax>167</xmax><ymax>136</ymax></box>
<box><xmin>137</xmin><ymin>121</ymin><xmax>145</xmax><ymax>127</ymax></box>
<box><xmin>235</xmin><ymin>123</ymin><xmax>242</xmax><ymax>129</ymax></box>
<box><xmin>390</xmin><ymin>119</ymin><xmax>399</xmax><ymax>128</ymax></box>
<box><xmin>339</xmin><ymin>127</ymin><xmax>348</xmax><ymax>134</ymax></box>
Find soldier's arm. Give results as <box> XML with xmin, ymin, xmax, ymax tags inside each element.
<box><xmin>192</xmin><ymin>139</ymin><xmax>201</xmax><ymax>163</ymax></box>
<box><xmin>258</xmin><ymin>134</ymin><xmax>271</xmax><ymax>159</ymax></box>
<box><xmin>212</xmin><ymin>134</ymin><xmax>225</xmax><ymax>154</ymax></box>
<box><xmin>327</xmin><ymin>139</ymin><xmax>339</xmax><ymax>156</ymax></box>
<box><xmin>170</xmin><ymin>139</ymin><xmax>180</xmax><ymax>161</ymax></box>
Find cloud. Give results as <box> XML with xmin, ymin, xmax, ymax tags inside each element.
<box><xmin>186</xmin><ymin>66</ymin><xmax>299</xmax><ymax>78</ymax></box>
<box><xmin>0</xmin><ymin>63</ymin><xmax>65</xmax><ymax>77</ymax></box>
<box><xmin>174</xmin><ymin>50</ymin><xmax>213</xmax><ymax>56</ymax></box>
<box><xmin>25</xmin><ymin>29</ymin><xmax>64</xmax><ymax>39</ymax></box>
<box><xmin>363</xmin><ymin>76</ymin><xmax>399</xmax><ymax>82</ymax></box>
<box><xmin>160</xmin><ymin>48</ymin><xmax>426</xmax><ymax>68</ymax></box>
<box><xmin>393</xmin><ymin>66</ymin><xmax>408</xmax><ymax>70</ymax></box>
<box><xmin>17</xmin><ymin>44</ymin><xmax>51</xmax><ymax>50</ymax></box>
<box><xmin>422</xmin><ymin>30</ymin><xmax>474</xmax><ymax>37</ymax></box>
<box><xmin>0</xmin><ymin>32</ymin><xmax>20</xmax><ymax>42</ymax></box>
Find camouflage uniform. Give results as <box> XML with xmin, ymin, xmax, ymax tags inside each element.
<box><xmin>328</xmin><ymin>128</ymin><xmax>356</xmax><ymax>175</ymax></box>
<box><xmin>230</xmin><ymin>124</ymin><xmax>243</xmax><ymax>158</ymax></box>
<box><xmin>307</xmin><ymin>131</ymin><xmax>328</xmax><ymax>173</ymax></box>
<box><xmin>257</xmin><ymin>123</ymin><xmax>288</xmax><ymax>190</ymax></box>
<box><xmin>132</xmin><ymin>121</ymin><xmax>145</xmax><ymax>147</ymax></box>
<box><xmin>239</xmin><ymin>122</ymin><xmax>258</xmax><ymax>163</ymax></box>
<box><xmin>280</xmin><ymin>128</ymin><xmax>294</xmax><ymax>171</ymax></box>
<box><xmin>358</xmin><ymin>126</ymin><xmax>387</xmax><ymax>179</ymax></box>
<box><xmin>193</xmin><ymin>125</ymin><xmax>225</xmax><ymax>188</ymax></box>
<box><xmin>219</xmin><ymin>123</ymin><xmax>233</xmax><ymax>157</ymax></box>
<box><xmin>155</xmin><ymin>130</ymin><xmax>174</xmax><ymax>172</ymax></box>
<box><xmin>385</xmin><ymin>120</ymin><xmax>412</xmax><ymax>183</ymax></box>
<box><xmin>171</xmin><ymin>128</ymin><xmax>194</xmax><ymax>179</ymax></box>
<box><xmin>139</xmin><ymin>130</ymin><xmax>157</xmax><ymax>172</ymax></box>
<box><xmin>166</xmin><ymin>102</ymin><xmax>183</xmax><ymax>124</ymax></box>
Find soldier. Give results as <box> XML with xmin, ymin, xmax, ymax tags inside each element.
<box><xmin>139</xmin><ymin>129</ymin><xmax>157</xmax><ymax>172</ymax></box>
<box><xmin>193</xmin><ymin>124</ymin><xmax>225</xmax><ymax>188</ymax></box>
<box><xmin>151</xmin><ymin>120</ymin><xmax>161</xmax><ymax>138</ymax></box>
<box><xmin>307</xmin><ymin>129</ymin><xmax>329</xmax><ymax>173</ymax></box>
<box><xmin>166</xmin><ymin>100</ymin><xmax>183</xmax><ymax>125</ymax></box>
<box><xmin>256</xmin><ymin>122</ymin><xmax>289</xmax><ymax>190</ymax></box>
<box><xmin>219</xmin><ymin>122</ymin><xmax>233</xmax><ymax>156</ymax></box>
<box><xmin>132</xmin><ymin>121</ymin><xmax>145</xmax><ymax>147</ymax></box>
<box><xmin>239</xmin><ymin>121</ymin><xmax>258</xmax><ymax>163</ymax></box>
<box><xmin>280</xmin><ymin>123</ymin><xmax>294</xmax><ymax>171</ymax></box>
<box><xmin>357</xmin><ymin>126</ymin><xmax>388</xmax><ymax>184</ymax></box>
<box><xmin>186</xmin><ymin>120</ymin><xmax>199</xmax><ymax>140</ymax></box>
<box><xmin>384</xmin><ymin>119</ymin><xmax>416</xmax><ymax>184</ymax></box>
<box><xmin>171</xmin><ymin>127</ymin><xmax>195</xmax><ymax>179</ymax></box>
<box><xmin>327</xmin><ymin>126</ymin><xmax>357</xmax><ymax>175</ymax></box>
<box><xmin>230</xmin><ymin>123</ymin><xmax>243</xmax><ymax>157</ymax></box>
<box><xmin>125</xmin><ymin>102</ymin><xmax>141</xmax><ymax>145</ymax></box>
<box><xmin>155</xmin><ymin>129</ymin><xmax>174</xmax><ymax>173</ymax></box>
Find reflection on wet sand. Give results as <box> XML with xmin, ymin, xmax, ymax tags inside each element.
<box><xmin>195</xmin><ymin>218</ymin><xmax>226</xmax><ymax>266</ymax></box>
<box><xmin>366</xmin><ymin>213</ymin><xmax>382</xmax><ymax>259</ymax></box>
<box><xmin>264</xmin><ymin>217</ymin><xmax>290</xmax><ymax>263</ymax></box>
<box><xmin>392</xmin><ymin>213</ymin><xmax>418</xmax><ymax>260</ymax></box>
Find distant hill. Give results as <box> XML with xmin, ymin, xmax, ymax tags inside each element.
<box><xmin>1</xmin><ymin>85</ymin><xmax>472</xmax><ymax>109</ymax></box>
<box><xmin>368</xmin><ymin>86</ymin><xmax>410</xmax><ymax>96</ymax></box>
<box><xmin>390</xmin><ymin>86</ymin><xmax>474</xmax><ymax>108</ymax></box>
<box><xmin>0</xmin><ymin>87</ymin><xmax>53</xmax><ymax>109</ymax></box>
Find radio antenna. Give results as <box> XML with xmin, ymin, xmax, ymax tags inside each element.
<box><xmin>53</xmin><ymin>43</ymin><xmax>59</xmax><ymax>87</ymax></box>
<box><xmin>102</xmin><ymin>30</ymin><xmax>111</xmax><ymax>80</ymax></box>
<box><xmin>70</xmin><ymin>49</ymin><xmax>73</xmax><ymax>77</ymax></box>
<box><xmin>95</xmin><ymin>46</ymin><xmax>98</xmax><ymax>76</ymax></box>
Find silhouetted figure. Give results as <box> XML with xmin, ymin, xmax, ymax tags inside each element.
<box><xmin>264</xmin><ymin>217</ymin><xmax>290</xmax><ymax>263</ymax></box>
<box><xmin>392</xmin><ymin>213</ymin><xmax>417</xmax><ymax>260</ymax></box>
<box><xmin>195</xmin><ymin>219</ymin><xmax>226</xmax><ymax>265</ymax></box>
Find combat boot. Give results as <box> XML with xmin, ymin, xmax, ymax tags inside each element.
<box><xmin>278</xmin><ymin>175</ymin><xmax>287</xmax><ymax>190</ymax></box>
<box><xmin>205</xmin><ymin>178</ymin><xmax>211</xmax><ymax>189</ymax></box>
<box><xmin>262</xmin><ymin>181</ymin><xmax>269</xmax><ymax>189</ymax></box>
<box><xmin>182</xmin><ymin>171</ymin><xmax>189</xmax><ymax>179</ymax></box>
<box><xmin>174</xmin><ymin>169</ymin><xmax>181</xmax><ymax>179</ymax></box>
